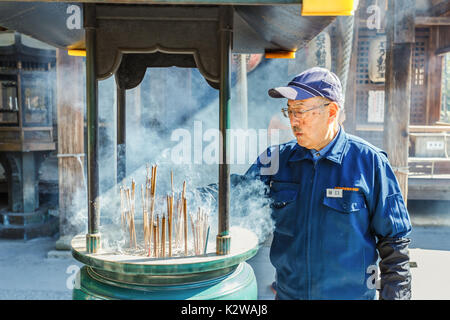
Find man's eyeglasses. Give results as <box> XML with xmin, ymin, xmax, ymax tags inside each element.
<box><xmin>281</xmin><ymin>103</ymin><xmax>330</xmax><ymax>119</ymax></box>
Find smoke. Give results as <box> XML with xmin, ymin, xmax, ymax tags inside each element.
<box><xmin>223</xmin><ymin>178</ymin><xmax>274</xmax><ymax>244</ymax></box>
<box><xmin>63</xmin><ymin>34</ymin><xmax>340</xmax><ymax>253</ymax></box>
<box><xmin>64</xmin><ymin>31</ymin><xmax>336</xmax><ymax>253</ymax></box>
<box><xmin>88</xmin><ymin>60</ymin><xmax>294</xmax><ymax>253</ymax></box>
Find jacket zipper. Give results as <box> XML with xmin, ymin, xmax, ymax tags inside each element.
<box><xmin>306</xmin><ymin>160</ymin><xmax>318</xmax><ymax>299</ymax></box>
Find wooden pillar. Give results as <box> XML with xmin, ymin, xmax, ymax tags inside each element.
<box><xmin>21</xmin><ymin>152</ymin><xmax>39</xmax><ymax>213</ymax></box>
<box><xmin>116</xmin><ymin>84</ymin><xmax>126</xmax><ymax>185</ymax></box>
<box><xmin>84</xmin><ymin>4</ymin><xmax>101</xmax><ymax>253</ymax></box>
<box><xmin>5</xmin><ymin>152</ymin><xmax>40</xmax><ymax>213</ymax></box>
<box><xmin>56</xmin><ymin>49</ymin><xmax>85</xmax><ymax>247</ymax></box>
<box><xmin>217</xmin><ymin>6</ymin><xmax>233</xmax><ymax>255</ymax></box>
<box><xmin>384</xmin><ymin>0</ymin><xmax>415</xmax><ymax>203</ymax></box>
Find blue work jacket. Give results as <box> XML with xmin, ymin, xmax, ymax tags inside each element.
<box><xmin>244</xmin><ymin>128</ymin><xmax>412</xmax><ymax>300</ymax></box>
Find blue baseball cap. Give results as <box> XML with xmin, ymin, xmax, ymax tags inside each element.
<box><xmin>268</xmin><ymin>67</ymin><xmax>344</xmax><ymax>107</ymax></box>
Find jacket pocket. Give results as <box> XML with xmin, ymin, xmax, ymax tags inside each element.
<box><xmin>270</xmin><ymin>181</ymin><xmax>299</xmax><ymax>237</ymax></box>
<box><xmin>323</xmin><ymin>191</ymin><xmax>367</xmax><ymax>214</ymax></box>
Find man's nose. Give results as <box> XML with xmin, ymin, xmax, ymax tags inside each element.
<box><xmin>291</xmin><ymin>116</ymin><xmax>304</xmax><ymax>126</ymax></box>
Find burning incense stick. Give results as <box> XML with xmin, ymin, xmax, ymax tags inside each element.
<box><xmin>167</xmin><ymin>194</ymin><xmax>173</xmax><ymax>257</ymax></box>
<box><xmin>132</xmin><ymin>181</ymin><xmax>137</xmax><ymax>249</ymax></box>
<box><xmin>188</xmin><ymin>207</ymin><xmax>210</xmax><ymax>256</ymax></box>
<box><xmin>153</xmin><ymin>220</ymin><xmax>157</xmax><ymax>258</ymax></box>
<box><xmin>125</xmin><ymin>188</ymin><xmax>132</xmax><ymax>246</ymax></box>
<box><xmin>147</xmin><ymin>185</ymin><xmax>153</xmax><ymax>257</ymax></box>
<box><xmin>152</xmin><ymin>166</ymin><xmax>158</xmax><ymax>196</ymax></box>
<box><xmin>148</xmin><ymin>164</ymin><xmax>158</xmax><ymax>257</ymax></box>
<box><xmin>183</xmin><ymin>196</ymin><xmax>188</xmax><ymax>255</ymax></box>
<box><xmin>131</xmin><ymin>179</ymin><xmax>135</xmax><ymax>203</ymax></box>
<box><xmin>120</xmin><ymin>187</ymin><xmax>126</xmax><ymax>232</ymax></box>
<box><xmin>161</xmin><ymin>215</ymin><xmax>166</xmax><ymax>257</ymax></box>
<box><xmin>141</xmin><ymin>184</ymin><xmax>148</xmax><ymax>250</ymax></box>
<box><xmin>189</xmin><ymin>212</ymin><xmax>196</xmax><ymax>254</ymax></box>
<box><xmin>144</xmin><ymin>167</ymin><xmax>151</xmax><ymax>250</ymax></box>
<box><xmin>132</xmin><ymin>181</ymin><xmax>137</xmax><ymax>248</ymax></box>
<box><xmin>175</xmin><ymin>196</ymin><xmax>182</xmax><ymax>248</ymax></box>
<box><xmin>204</xmin><ymin>226</ymin><xmax>210</xmax><ymax>255</ymax></box>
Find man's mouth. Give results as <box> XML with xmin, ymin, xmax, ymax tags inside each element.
<box><xmin>293</xmin><ymin>127</ymin><xmax>302</xmax><ymax>135</ymax></box>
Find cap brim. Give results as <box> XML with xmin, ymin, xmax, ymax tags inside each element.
<box><xmin>268</xmin><ymin>86</ymin><xmax>316</xmax><ymax>100</ymax></box>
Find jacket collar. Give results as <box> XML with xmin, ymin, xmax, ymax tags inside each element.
<box><xmin>288</xmin><ymin>126</ymin><xmax>347</xmax><ymax>164</ymax></box>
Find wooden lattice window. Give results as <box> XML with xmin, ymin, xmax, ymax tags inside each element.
<box><xmin>356</xmin><ymin>35</ymin><xmax>371</xmax><ymax>85</ymax></box>
<box><xmin>410</xmin><ymin>28</ymin><xmax>429</xmax><ymax>125</ymax></box>
<box><xmin>356</xmin><ymin>90</ymin><xmax>369</xmax><ymax>124</ymax></box>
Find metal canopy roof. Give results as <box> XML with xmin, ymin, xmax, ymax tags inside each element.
<box><xmin>0</xmin><ymin>2</ymin><xmax>335</xmax><ymax>53</ymax></box>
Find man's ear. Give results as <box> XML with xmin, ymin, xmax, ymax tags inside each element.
<box><xmin>328</xmin><ymin>102</ymin><xmax>339</xmax><ymax>123</ymax></box>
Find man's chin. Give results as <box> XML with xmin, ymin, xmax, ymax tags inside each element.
<box><xmin>297</xmin><ymin>137</ymin><xmax>311</xmax><ymax>149</ymax></box>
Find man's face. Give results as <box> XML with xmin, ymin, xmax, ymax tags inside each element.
<box><xmin>286</xmin><ymin>97</ymin><xmax>335</xmax><ymax>150</ymax></box>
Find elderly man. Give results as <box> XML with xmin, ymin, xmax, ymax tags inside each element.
<box><xmin>243</xmin><ymin>67</ymin><xmax>412</xmax><ymax>300</ymax></box>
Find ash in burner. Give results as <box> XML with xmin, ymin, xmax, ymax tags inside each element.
<box><xmin>113</xmin><ymin>242</ymin><xmax>210</xmax><ymax>258</ymax></box>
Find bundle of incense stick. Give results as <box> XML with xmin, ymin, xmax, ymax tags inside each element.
<box><xmin>189</xmin><ymin>207</ymin><xmax>210</xmax><ymax>256</ymax></box>
<box><xmin>118</xmin><ymin>168</ymin><xmax>213</xmax><ymax>258</ymax></box>
<box><xmin>120</xmin><ymin>180</ymin><xmax>137</xmax><ymax>248</ymax></box>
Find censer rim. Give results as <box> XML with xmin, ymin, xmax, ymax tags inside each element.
<box><xmin>70</xmin><ymin>227</ymin><xmax>259</xmax><ymax>276</ymax></box>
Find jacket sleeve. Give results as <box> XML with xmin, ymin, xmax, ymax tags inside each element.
<box><xmin>368</xmin><ymin>152</ymin><xmax>412</xmax><ymax>300</ymax></box>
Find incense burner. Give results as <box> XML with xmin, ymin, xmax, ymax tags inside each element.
<box><xmin>71</xmin><ymin>227</ymin><xmax>259</xmax><ymax>300</ymax></box>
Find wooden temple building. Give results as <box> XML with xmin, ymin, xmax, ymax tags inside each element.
<box><xmin>343</xmin><ymin>0</ymin><xmax>450</xmax><ymax>201</ymax></box>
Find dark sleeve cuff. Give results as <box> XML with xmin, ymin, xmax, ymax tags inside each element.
<box><xmin>377</xmin><ymin>237</ymin><xmax>412</xmax><ymax>300</ymax></box>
